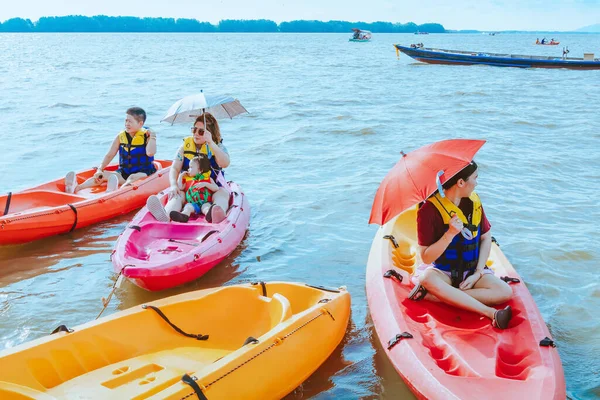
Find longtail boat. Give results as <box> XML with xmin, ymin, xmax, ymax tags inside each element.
<box><xmin>394</xmin><ymin>44</ymin><xmax>600</xmax><ymax>70</ymax></box>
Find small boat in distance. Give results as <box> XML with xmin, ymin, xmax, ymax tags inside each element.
<box><xmin>415</xmin><ymin>31</ymin><xmax>429</xmax><ymax>35</ymax></box>
<box><xmin>536</xmin><ymin>38</ymin><xmax>560</xmax><ymax>45</ymax></box>
<box><xmin>394</xmin><ymin>44</ymin><xmax>600</xmax><ymax>69</ymax></box>
<box><xmin>349</xmin><ymin>28</ymin><xmax>372</xmax><ymax>42</ymax></box>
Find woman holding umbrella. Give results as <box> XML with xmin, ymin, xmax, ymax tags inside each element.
<box><xmin>147</xmin><ymin>113</ymin><xmax>230</xmax><ymax>223</ymax></box>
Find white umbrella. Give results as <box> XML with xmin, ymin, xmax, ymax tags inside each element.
<box><xmin>161</xmin><ymin>91</ymin><xmax>248</xmax><ymax>125</ymax></box>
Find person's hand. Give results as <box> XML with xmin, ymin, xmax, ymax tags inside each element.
<box><xmin>459</xmin><ymin>271</ymin><xmax>482</xmax><ymax>290</ymax></box>
<box><xmin>167</xmin><ymin>183</ymin><xmax>181</xmax><ymax>200</ymax></box>
<box><xmin>201</xmin><ymin>129</ymin><xmax>213</xmax><ymax>145</ymax></box>
<box><xmin>93</xmin><ymin>169</ymin><xmax>104</xmax><ymax>183</ymax></box>
<box><xmin>447</xmin><ymin>215</ymin><xmax>463</xmax><ymax>237</ymax></box>
<box><xmin>146</xmin><ymin>128</ymin><xmax>156</xmax><ymax>139</ymax></box>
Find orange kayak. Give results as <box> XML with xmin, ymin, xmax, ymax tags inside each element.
<box><xmin>366</xmin><ymin>207</ymin><xmax>566</xmax><ymax>400</ymax></box>
<box><xmin>0</xmin><ymin>161</ymin><xmax>172</xmax><ymax>245</ymax></box>
<box><xmin>0</xmin><ymin>281</ymin><xmax>351</xmax><ymax>399</ymax></box>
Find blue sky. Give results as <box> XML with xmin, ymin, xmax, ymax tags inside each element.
<box><xmin>0</xmin><ymin>0</ymin><xmax>598</xmax><ymax>31</ymax></box>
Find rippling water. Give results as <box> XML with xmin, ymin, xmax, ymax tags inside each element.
<box><xmin>1</xmin><ymin>32</ymin><xmax>599</xmax><ymax>399</ymax></box>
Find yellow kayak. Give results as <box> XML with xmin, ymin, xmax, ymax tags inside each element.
<box><xmin>0</xmin><ymin>282</ymin><xmax>350</xmax><ymax>399</ymax></box>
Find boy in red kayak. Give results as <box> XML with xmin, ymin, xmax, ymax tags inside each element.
<box><xmin>410</xmin><ymin>161</ymin><xmax>514</xmax><ymax>329</ymax></box>
<box><xmin>169</xmin><ymin>155</ymin><xmax>219</xmax><ymax>223</ymax></box>
<box><xmin>64</xmin><ymin>107</ymin><xmax>157</xmax><ymax>193</ymax></box>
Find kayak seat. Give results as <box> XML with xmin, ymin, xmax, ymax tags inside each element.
<box><xmin>391</xmin><ymin>241</ymin><xmax>416</xmax><ymax>274</ymax></box>
<box><xmin>495</xmin><ymin>343</ymin><xmax>539</xmax><ymax>381</ymax></box>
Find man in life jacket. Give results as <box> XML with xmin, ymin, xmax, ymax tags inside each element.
<box><xmin>410</xmin><ymin>161</ymin><xmax>514</xmax><ymax>329</ymax></box>
<box><xmin>146</xmin><ymin>112</ymin><xmax>230</xmax><ymax>224</ymax></box>
<box><xmin>64</xmin><ymin>107</ymin><xmax>157</xmax><ymax>193</ymax></box>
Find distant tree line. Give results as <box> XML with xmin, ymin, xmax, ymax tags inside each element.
<box><xmin>0</xmin><ymin>16</ymin><xmax>445</xmax><ymax>33</ymax></box>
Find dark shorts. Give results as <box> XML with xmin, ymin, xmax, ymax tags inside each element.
<box><xmin>116</xmin><ymin>166</ymin><xmax>156</xmax><ymax>180</ymax></box>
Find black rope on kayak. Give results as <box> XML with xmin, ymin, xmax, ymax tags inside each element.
<box><xmin>51</xmin><ymin>324</ymin><xmax>74</xmax><ymax>334</ymax></box>
<box><xmin>181</xmin><ymin>374</ymin><xmax>208</xmax><ymax>400</ymax></box>
<box><xmin>200</xmin><ymin>230</ymin><xmax>219</xmax><ymax>243</ymax></box>
<box><xmin>251</xmin><ymin>281</ymin><xmax>267</xmax><ymax>297</ymax></box>
<box><xmin>492</xmin><ymin>236</ymin><xmax>500</xmax><ymax>246</ymax></box>
<box><xmin>305</xmin><ymin>283</ymin><xmax>341</xmax><ymax>293</ymax></box>
<box><xmin>540</xmin><ymin>337</ymin><xmax>556</xmax><ymax>347</ymax></box>
<box><xmin>501</xmin><ymin>276</ymin><xmax>521</xmax><ymax>284</ymax></box>
<box><xmin>67</xmin><ymin>204</ymin><xmax>78</xmax><ymax>232</ymax></box>
<box><xmin>142</xmin><ymin>305</ymin><xmax>209</xmax><ymax>341</ymax></box>
<box><xmin>3</xmin><ymin>192</ymin><xmax>11</xmax><ymax>216</ymax></box>
<box><xmin>383</xmin><ymin>234</ymin><xmax>399</xmax><ymax>249</ymax></box>
<box><xmin>129</xmin><ymin>225</ymin><xmax>141</xmax><ymax>232</ymax></box>
<box><xmin>384</xmin><ymin>269</ymin><xmax>404</xmax><ymax>283</ymax></box>
<box><xmin>387</xmin><ymin>332</ymin><xmax>413</xmax><ymax>350</ymax></box>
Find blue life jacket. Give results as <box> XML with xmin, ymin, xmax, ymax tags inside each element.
<box><xmin>428</xmin><ymin>192</ymin><xmax>482</xmax><ymax>287</ymax></box>
<box><xmin>118</xmin><ymin>129</ymin><xmax>155</xmax><ymax>175</ymax></box>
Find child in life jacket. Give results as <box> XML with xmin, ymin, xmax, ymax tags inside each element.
<box><xmin>169</xmin><ymin>155</ymin><xmax>219</xmax><ymax>223</ymax></box>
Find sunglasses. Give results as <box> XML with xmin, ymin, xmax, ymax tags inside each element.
<box><xmin>191</xmin><ymin>127</ymin><xmax>205</xmax><ymax>134</ymax></box>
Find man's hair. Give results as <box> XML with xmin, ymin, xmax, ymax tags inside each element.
<box><xmin>442</xmin><ymin>161</ymin><xmax>478</xmax><ymax>190</ymax></box>
<box><xmin>126</xmin><ymin>107</ymin><xmax>146</xmax><ymax>123</ymax></box>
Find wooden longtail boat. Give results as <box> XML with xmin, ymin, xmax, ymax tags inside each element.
<box><xmin>394</xmin><ymin>44</ymin><xmax>600</xmax><ymax>70</ymax></box>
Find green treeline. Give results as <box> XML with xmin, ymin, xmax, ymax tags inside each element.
<box><xmin>0</xmin><ymin>16</ymin><xmax>445</xmax><ymax>33</ymax></box>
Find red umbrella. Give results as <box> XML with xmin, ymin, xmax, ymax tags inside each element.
<box><xmin>369</xmin><ymin>139</ymin><xmax>486</xmax><ymax>225</ymax></box>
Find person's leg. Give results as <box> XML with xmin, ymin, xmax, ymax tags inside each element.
<box><xmin>200</xmin><ymin>203</ymin><xmax>211</xmax><ymax>215</ymax></box>
<box><xmin>206</xmin><ymin>188</ymin><xmax>228</xmax><ymax>223</ymax></box>
<box><xmin>74</xmin><ymin>175</ymin><xmax>107</xmax><ymax>193</ymax></box>
<box><xmin>122</xmin><ymin>172</ymin><xmax>147</xmax><ymax>187</ymax></box>
<box><xmin>419</xmin><ymin>268</ymin><xmax>497</xmax><ymax>320</ymax></box>
<box><xmin>211</xmin><ymin>188</ymin><xmax>229</xmax><ymax>212</ymax></box>
<box><xmin>463</xmin><ymin>273</ymin><xmax>513</xmax><ymax>306</ymax></box>
<box><xmin>164</xmin><ymin>191</ymin><xmax>185</xmax><ymax>214</ymax></box>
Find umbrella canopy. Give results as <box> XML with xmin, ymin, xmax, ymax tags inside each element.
<box><xmin>161</xmin><ymin>92</ymin><xmax>248</xmax><ymax>125</ymax></box>
<box><xmin>369</xmin><ymin>139</ymin><xmax>486</xmax><ymax>225</ymax></box>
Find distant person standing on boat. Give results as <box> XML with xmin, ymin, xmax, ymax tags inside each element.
<box><xmin>541</xmin><ymin>38</ymin><xmax>546</xmax><ymax>44</ymax></box>
<box><xmin>146</xmin><ymin>112</ymin><xmax>230</xmax><ymax>224</ymax></box>
<box><xmin>409</xmin><ymin>162</ymin><xmax>514</xmax><ymax>329</ymax></box>
<box><xmin>64</xmin><ymin>107</ymin><xmax>157</xmax><ymax>193</ymax></box>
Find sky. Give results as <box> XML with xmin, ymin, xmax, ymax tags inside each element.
<box><xmin>0</xmin><ymin>0</ymin><xmax>598</xmax><ymax>31</ymax></box>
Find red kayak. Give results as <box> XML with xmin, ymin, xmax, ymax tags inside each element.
<box><xmin>366</xmin><ymin>207</ymin><xmax>565</xmax><ymax>400</ymax></box>
<box><xmin>112</xmin><ymin>181</ymin><xmax>250</xmax><ymax>291</ymax></box>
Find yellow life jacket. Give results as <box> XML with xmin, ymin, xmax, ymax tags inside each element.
<box><xmin>182</xmin><ymin>137</ymin><xmax>216</xmax><ymax>182</ymax></box>
<box><xmin>427</xmin><ymin>192</ymin><xmax>482</xmax><ymax>239</ymax></box>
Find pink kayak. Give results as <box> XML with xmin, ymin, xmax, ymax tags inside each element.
<box><xmin>112</xmin><ymin>181</ymin><xmax>250</xmax><ymax>291</ymax></box>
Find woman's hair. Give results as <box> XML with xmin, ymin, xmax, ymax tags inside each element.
<box><xmin>191</xmin><ymin>154</ymin><xmax>212</xmax><ymax>174</ymax></box>
<box><xmin>442</xmin><ymin>161</ymin><xmax>478</xmax><ymax>190</ymax></box>
<box><xmin>194</xmin><ymin>113</ymin><xmax>221</xmax><ymax>144</ymax></box>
